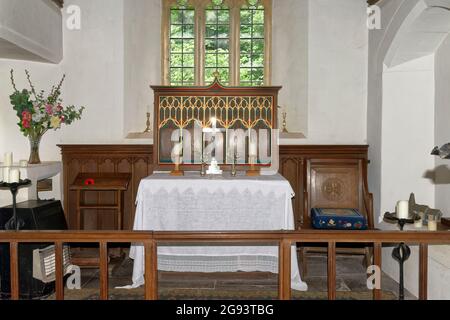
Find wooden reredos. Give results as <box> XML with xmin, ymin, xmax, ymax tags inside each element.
<box><xmin>151</xmin><ymin>78</ymin><xmax>281</xmax><ymax>171</ymax></box>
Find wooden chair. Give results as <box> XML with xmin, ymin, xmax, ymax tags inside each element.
<box><xmin>298</xmin><ymin>158</ymin><xmax>374</xmax><ymax>277</ymax></box>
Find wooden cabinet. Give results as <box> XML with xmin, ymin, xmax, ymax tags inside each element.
<box><xmin>59</xmin><ymin>144</ymin><xmax>370</xmax><ymax>230</ymax></box>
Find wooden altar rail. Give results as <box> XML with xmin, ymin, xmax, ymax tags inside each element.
<box><xmin>1</xmin><ymin>230</ymin><xmax>450</xmax><ymax>301</ymax></box>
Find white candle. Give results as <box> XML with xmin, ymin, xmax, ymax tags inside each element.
<box><xmin>174</xmin><ymin>143</ymin><xmax>182</xmax><ymax>156</ymax></box>
<box><xmin>19</xmin><ymin>160</ymin><xmax>28</xmax><ymax>167</ymax></box>
<box><xmin>202</xmin><ymin>131</ymin><xmax>206</xmax><ymax>161</ymax></box>
<box><xmin>414</xmin><ymin>218</ymin><xmax>423</xmax><ymax>228</ymax></box>
<box><xmin>428</xmin><ymin>220</ymin><xmax>437</xmax><ymax>231</ymax></box>
<box><xmin>4</xmin><ymin>152</ymin><xmax>13</xmax><ymax>167</ymax></box>
<box><xmin>2</xmin><ymin>167</ymin><xmax>10</xmax><ymax>183</ymax></box>
<box><xmin>397</xmin><ymin>200</ymin><xmax>409</xmax><ymax>219</ymax></box>
<box><xmin>9</xmin><ymin>168</ymin><xmax>20</xmax><ymax>183</ymax></box>
<box><xmin>428</xmin><ymin>214</ymin><xmax>437</xmax><ymax>231</ymax></box>
<box><xmin>249</xmin><ymin>141</ymin><xmax>257</xmax><ymax>157</ymax></box>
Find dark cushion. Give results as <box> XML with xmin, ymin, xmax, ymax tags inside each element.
<box><xmin>311</xmin><ymin>208</ymin><xmax>368</xmax><ymax>230</ymax></box>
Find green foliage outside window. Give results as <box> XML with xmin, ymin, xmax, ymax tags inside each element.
<box><xmin>168</xmin><ymin>0</ymin><xmax>266</xmax><ymax>86</ymax></box>
<box><xmin>170</xmin><ymin>6</ymin><xmax>195</xmax><ymax>85</ymax></box>
<box><xmin>240</xmin><ymin>4</ymin><xmax>265</xmax><ymax>86</ymax></box>
<box><xmin>205</xmin><ymin>1</ymin><xmax>230</xmax><ymax>85</ymax></box>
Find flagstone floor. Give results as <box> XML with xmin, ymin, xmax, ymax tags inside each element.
<box><xmin>74</xmin><ymin>254</ymin><xmax>415</xmax><ymax>300</ymax></box>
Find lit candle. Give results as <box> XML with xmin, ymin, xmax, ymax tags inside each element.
<box><xmin>9</xmin><ymin>168</ymin><xmax>20</xmax><ymax>183</ymax></box>
<box><xmin>2</xmin><ymin>167</ymin><xmax>10</xmax><ymax>183</ymax></box>
<box><xmin>4</xmin><ymin>152</ymin><xmax>13</xmax><ymax>167</ymax></box>
<box><xmin>172</xmin><ymin>142</ymin><xmax>182</xmax><ymax>167</ymax></box>
<box><xmin>210</xmin><ymin>118</ymin><xmax>217</xmax><ymax>159</ymax></box>
<box><xmin>202</xmin><ymin>131</ymin><xmax>206</xmax><ymax>161</ymax></box>
<box><xmin>174</xmin><ymin>142</ymin><xmax>182</xmax><ymax>156</ymax></box>
<box><xmin>397</xmin><ymin>200</ymin><xmax>409</xmax><ymax>219</ymax></box>
<box><xmin>249</xmin><ymin>140</ymin><xmax>257</xmax><ymax>157</ymax></box>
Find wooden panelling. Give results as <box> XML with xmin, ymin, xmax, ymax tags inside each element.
<box><xmin>59</xmin><ymin>145</ymin><xmax>153</xmax><ymax>230</ymax></box>
<box><xmin>59</xmin><ymin>144</ymin><xmax>369</xmax><ymax>230</ymax></box>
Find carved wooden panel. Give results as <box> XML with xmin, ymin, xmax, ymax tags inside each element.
<box><xmin>60</xmin><ymin>144</ymin><xmax>370</xmax><ymax>231</ymax></box>
<box><xmin>309</xmin><ymin>163</ymin><xmax>359</xmax><ymax>209</ymax></box>
<box><xmin>306</xmin><ymin>158</ymin><xmax>369</xmax><ymax>226</ymax></box>
<box><xmin>152</xmin><ymin>81</ymin><xmax>281</xmax><ymax>170</ymax></box>
<box><xmin>59</xmin><ymin>145</ymin><xmax>153</xmax><ymax>230</ymax></box>
<box><xmin>279</xmin><ymin>157</ymin><xmax>304</xmax><ymax>229</ymax></box>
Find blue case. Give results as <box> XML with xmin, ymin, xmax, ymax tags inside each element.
<box><xmin>311</xmin><ymin>208</ymin><xmax>368</xmax><ymax>230</ymax></box>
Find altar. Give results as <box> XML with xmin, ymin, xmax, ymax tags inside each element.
<box><xmin>129</xmin><ymin>172</ymin><xmax>308</xmax><ymax>291</ymax></box>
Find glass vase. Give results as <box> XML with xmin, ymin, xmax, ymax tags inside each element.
<box><xmin>28</xmin><ymin>134</ymin><xmax>42</xmax><ymax>164</ymax></box>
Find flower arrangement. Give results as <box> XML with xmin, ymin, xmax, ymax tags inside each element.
<box><xmin>9</xmin><ymin>69</ymin><xmax>85</xmax><ymax>164</ymax></box>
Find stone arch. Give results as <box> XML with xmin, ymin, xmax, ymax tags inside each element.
<box><xmin>368</xmin><ymin>0</ymin><xmax>450</xmax><ymax>223</ymax></box>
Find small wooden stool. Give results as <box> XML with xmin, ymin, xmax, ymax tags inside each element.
<box><xmin>69</xmin><ymin>173</ymin><xmax>131</xmax><ymax>231</ymax></box>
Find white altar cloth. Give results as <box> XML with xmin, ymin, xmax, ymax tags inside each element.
<box><xmin>129</xmin><ymin>172</ymin><xmax>308</xmax><ymax>291</ymax></box>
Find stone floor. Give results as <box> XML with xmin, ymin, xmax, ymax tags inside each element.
<box><xmin>75</xmin><ymin>253</ymin><xmax>415</xmax><ymax>300</ymax></box>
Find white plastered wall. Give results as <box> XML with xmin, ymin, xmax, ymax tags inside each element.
<box><xmin>368</xmin><ymin>0</ymin><xmax>450</xmax><ymax>299</ymax></box>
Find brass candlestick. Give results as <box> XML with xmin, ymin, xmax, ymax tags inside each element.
<box><xmin>143</xmin><ymin>112</ymin><xmax>151</xmax><ymax>133</ymax></box>
<box><xmin>246</xmin><ymin>155</ymin><xmax>260</xmax><ymax>176</ymax></box>
<box><xmin>171</xmin><ymin>139</ymin><xmax>184</xmax><ymax>176</ymax></box>
<box><xmin>231</xmin><ymin>153</ymin><xmax>237</xmax><ymax>177</ymax></box>
<box><xmin>171</xmin><ymin>156</ymin><xmax>184</xmax><ymax>176</ymax></box>
<box><xmin>200</xmin><ymin>161</ymin><xmax>207</xmax><ymax>177</ymax></box>
<box><xmin>282</xmin><ymin>111</ymin><xmax>288</xmax><ymax>133</ymax></box>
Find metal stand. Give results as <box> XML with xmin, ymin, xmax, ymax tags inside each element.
<box><xmin>384</xmin><ymin>212</ymin><xmax>418</xmax><ymax>300</ymax></box>
<box><xmin>0</xmin><ymin>180</ymin><xmax>32</xmax><ymax>231</ymax></box>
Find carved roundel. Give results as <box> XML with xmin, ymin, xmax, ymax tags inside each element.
<box><xmin>322</xmin><ymin>178</ymin><xmax>345</xmax><ymax>202</ymax></box>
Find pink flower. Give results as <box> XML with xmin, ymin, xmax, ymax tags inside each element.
<box><xmin>56</xmin><ymin>105</ymin><xmax>63</xmax><ymax>112</ymax></box>
<box><xmin>60</xmin><ymin>115</ymin><xmax>65</xmax><ymax>123</ymax></box>
<box><xmin>22</xmin><ymin>119</ymin><xmax>30</xmax><ymax>128</ymax></box>
<box><xmin>45</xmin><ymin>104</ymin><xmax>54</xmax><ymax>115</ymax></box>
<box><xmin>22</xmin><ymin>111</ymin><xmax>32</xmax><ymax>121</ymax></box>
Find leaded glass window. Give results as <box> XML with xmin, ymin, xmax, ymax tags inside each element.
<box><xmin>240</xmin><ymin>0</ymin><xmax>265</xmax><ymax>86</ymax></box>
<box><xmin>170</xmin><ymin>0</ymin><xmax>195</xmax><ymax>85</ymax></box>
<box><xmin>164</xmin><ymin>0</ymin><xmax>271</xmax><ymax>87</ymax></box>
<box><xmin>205</xmin><ymin>0</ymin><xmax>230</xmax><ymax>85</ymax></box>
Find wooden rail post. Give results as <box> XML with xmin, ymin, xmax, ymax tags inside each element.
<box><xmin>327</xmin><ymin>241</ymin><xmax>336</xmax><ymax>300</ymax></box>
<box><xmin>145</xmin><ymin>241</ymin><xmax>158</xmax><ymax>300</ymax></box>
<box><xmin>419</xmin><ymin>243</ymin><xmax>428</xmax><ymax>300</ymax></box>
<box><xmin>278</xmin><ymin>239</ymin><xmax>291</xmax><ymax>300</ymax></box>
<box><xmin>99</xmin><ymin>242</ymin><xmax>109</xmax><ymax>300</ymax></box>
<box><xmin>9</xmin><ymin>242</ymin><xmax>19</xmax><ymax>300</ymax></box>
<box><xmin>373</xmin><ymin>242</ymin><xmax>382</xmax><ymax>300</ymax></box>
<box><xmin>55</xmin><ymin>242</ymin><xmax>65</xmax><ymax>300</ymax></box>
